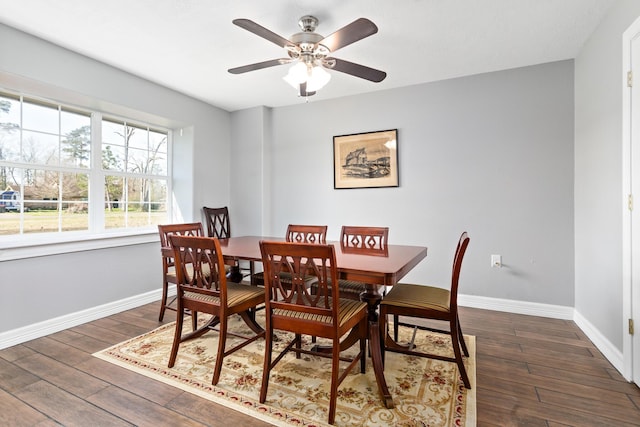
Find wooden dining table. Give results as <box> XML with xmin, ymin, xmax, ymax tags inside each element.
<box><xmin>218</xmin><ymin>235</ymin><xmax>428</xmax><ymax>409</ymax></box>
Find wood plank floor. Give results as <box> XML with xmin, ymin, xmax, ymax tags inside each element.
<box><xmin>1</xmin><ymin>302</ymin><xmax>639</xmax><ymax>426</ymax></box>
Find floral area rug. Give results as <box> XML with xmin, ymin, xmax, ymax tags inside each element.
<box><xmin>93</xmin><ymin>312</ymin><xmax>476</xmax><ymax>427</ymax></box>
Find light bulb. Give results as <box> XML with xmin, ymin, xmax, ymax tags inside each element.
<box><xmin>306</xmin><ymin>66</ymin><xmax>331</xmax><ymax>92</ymax></box>
<box><xmin>283</xmin><ymin>62</ymin><xmax>309</xmax><ymax>89</ymax></box>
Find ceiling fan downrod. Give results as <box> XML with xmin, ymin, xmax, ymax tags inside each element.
<box><xmin>298</xmin><ymin>15</ymin><xmax>319</xmax><ymax>32</ymax></box>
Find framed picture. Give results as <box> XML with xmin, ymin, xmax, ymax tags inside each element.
<box><xmin>333</xmin><ymin>129</ymin><xmax>398</xmax><ymax>189</ymax></box>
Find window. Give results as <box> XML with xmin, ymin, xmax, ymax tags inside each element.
<box><xmin>0</xmin><ymin>91</ymin><xmax>170</xmax><ymax>239</ymax></box>
<box><xmin>101</xmin><ymin>119</ymin><xmax>169</xmax><ymax>230</ymax></box>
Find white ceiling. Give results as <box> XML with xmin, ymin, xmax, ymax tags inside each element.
<box><xmin>0</xmin><ymin>0</ymin><xmax>616</xmax><ymax>112</ymax></box>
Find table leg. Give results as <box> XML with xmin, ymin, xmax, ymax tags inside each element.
<box><xmin>228</xmin><ymin>264</ymin><xmax>244</xmax><ymax>283</ymax></box>
<box><xmin>360</xmin><ymin>288</ymin><xmax>395</xmax><ymax>409</ymax></box>
<box><xmin>238</xmin><ymin>310</ymin><xmax>265</xmax><ymax>335</ymax></box>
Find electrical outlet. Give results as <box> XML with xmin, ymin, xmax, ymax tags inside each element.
<box><xmin>491</xmin><ymin>254</ymin><xmax>502</xmax><ymax>268</ymax></box>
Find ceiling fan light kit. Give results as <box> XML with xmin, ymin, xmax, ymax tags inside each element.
<box><xmin>229</xmin><ymin>15</ymin><xmax>387</xmax><ymax>98</ymax></box>
<box><xmin>283</xmin><ymin>61</ymin><xmax>331</xmax><ymax>93</ymax></box>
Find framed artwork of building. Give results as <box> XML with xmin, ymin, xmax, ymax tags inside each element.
<box><xmin>333</xmin><ymin>129</ymin><xmax>398</xmax><ymax>189</ymax></box>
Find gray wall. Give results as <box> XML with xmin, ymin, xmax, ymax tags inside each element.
<box><xmin>228</xmin><ymin>107</ymin><xmax>269</xmax><ymax>236</ymax></box>
<box><xmin>0</xmin><ymin>23</ymin><xmax>230</xmax><ymax>333</ymax></box>
<box><xmin>1</xmin><ymin>245</ymin><xmax>158</xmax><ymax>331</ymax></box>
<box><xmin>232</xmin><ymin>60</ymin><xmax>576</xmax><ymax>307</ymax></box>
<box><xmin>574</xmin><ymin>0</ymin><xmax>640</xmax><ymax>351</ymax></box>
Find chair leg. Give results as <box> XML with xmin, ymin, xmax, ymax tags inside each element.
<box><xmin>450</xmin><ymin>317</ymin><xmax>471</xmax><ymax>389</ymax></box>
<box><xmin>212</xmin><ymin>315</ymin><xmax>227</xmax><ymax>385</ymax></box>
<box><xmin>191</xmin><ymin>311</ymin><xmax>198</xmax><ymax>331</ymax></box>
<box><xmin>393</xmin><ymin>314</ymin><xmax>399</xmax><ymax>342</ymax></box>
<box><xmin>259</xmin><ymin>327</ymin><xmax>274</xmax><ymax>404</ymax></box>
<box><xmin>457</xmin><ymin>314</ymin><xmax>469</xmax><ymax>357</ymax></box>
<box><xmin>159</xmin><ymin>280</ymin><xmax>169</xmax><ymax>321</ymax></box>
<box><xmin>168</xmin><ymin>305</ymin><xmax>184</xmax><ymax>368</ymax></box>
<box><xmin>379</xmin><ymin>309</ymin><xmax>387</xmax><ymax>366</ymax></box>
<box><xmin>328</xmin><ymin>339</ymin><xmax>340</xmax><ymax>425</ymax></box>
<box><xmin>295</xmin><ymin>333</ymin><xmax>302</xmax><ymax>359</ymax></box>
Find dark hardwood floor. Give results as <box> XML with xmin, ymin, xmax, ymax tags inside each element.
<box><xmin>1</xmin><ymin>302</ymin><xmax>639</xmax><ymax>426</ymax></box>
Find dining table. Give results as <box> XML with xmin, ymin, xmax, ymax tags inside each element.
<box><xmin>218</xmin><ymin>235</ymin><xmax>428</xmax><ymax>409</ymax></box>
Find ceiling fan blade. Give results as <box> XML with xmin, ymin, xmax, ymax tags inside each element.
<box><xmin>328</xmin><ymin>58</ymin><xmax>387</xmax><ymax>82</ymax></box>
<box><xmin>232</xmin><ymin>19</ymin><xmax>294</xmax><ymax>48</ymax></box>
<box><xmin>318</xmin><ymin>18</ymin><xmax>378</xmax><ymax>53</ymax></box>
<box><xmin>299</xmin><ymin>82</ymin><xmax>316</xmax><ymax>97</ymax></box>
<box><xmin>228</xmin><ymin>58</ymin><xmax>290</xmax><ymax>74</ymax></box>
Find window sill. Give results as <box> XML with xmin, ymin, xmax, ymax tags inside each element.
<box><xmin>0</xmin><ymin>230</ymin><xmax>160</xmax><ymax>261</ymax></box>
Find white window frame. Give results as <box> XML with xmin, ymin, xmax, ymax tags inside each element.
<box><xmin>0</xmin><ymin>88</ymin><xmax>173</xmax><ymax>261</ymax></box>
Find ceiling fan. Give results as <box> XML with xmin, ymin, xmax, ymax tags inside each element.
<box><xmin>228</xmin><ymin>15</ymin><xmax>387</xmax><ymax>97</ymax></box>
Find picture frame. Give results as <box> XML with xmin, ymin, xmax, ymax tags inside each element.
<box><xmin>333</xmin><ymin>129</ymin><xmax>398</xmax><ymax>189</ymax></box>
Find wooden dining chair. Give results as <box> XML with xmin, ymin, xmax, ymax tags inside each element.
<box><xmin>202</xmin><ymin>206</ymin><xmax>251</xmax><ymax>282</ymax></box>
<box><xmin>203</xmin><ymin>206</ymin><xmax>231</xmax><ymax>239</ymax></box>
<box><xmin>321</xmin><ymin>226</ymin><xmax>389</xmax><ymax>300</ymax></box>
<box><xmin>285</xmin><ymin>224</ymin><xmax>328</xmax><ymax>243</ymax></box>
<box><xmin>379</xmin><ymin>232</ymin><xmax>471</xmax><ymax>389</ymax></box>
<box><xmin>157</xmin><ymin>222</ymin><xmax>205</xmax><ymax>322</ymax></box>
<box><xmin>259</xmin><ymin>240</ymin><xmax>368</xmax><ymax>425</ymax></box>
<box><xmin>168</xmin><ymin>235</ymin><xmax>265</xmax><ymax>385</ymax></box>
<box><xmin>251</xmin><ymin>224</ymin><xmax>327</xmax><ymax>287</ymax></box>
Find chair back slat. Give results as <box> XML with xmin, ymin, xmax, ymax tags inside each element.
<box><xmin>203</xmin><ymin>206</ymin><xmax>231</xmax><ymax>239</ymax></box>
<box><xmin>260</xmin><ymin>241</ymin><xmax>337</xmax><ymax>319</ymax></box>
<box><xmin>340</xmin><ymin>226</ymin><xmax>389</xmax><ymax>256</ymax></box>
<box><xmin>286</xmin><ymin>224</ymin><xmax>328</xmax><ymax>244</ymax></box>
<box><xmin>169</xmin><ymin>235</ymin><xmax>226</xmax><ymax>302</ymax></box>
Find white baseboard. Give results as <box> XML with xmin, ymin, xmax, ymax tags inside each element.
<box><xmin>573</xmin><ymin>309</ymin><xmax>625</xmax><ymax>376</ymax></box>
<box><xmin>1</xmin><ymin>290</ymin><xmax>623</xmax><ymax>380</ymax></box>
<box><xmin>458</xmin><ymin>294</ymin><xmax>574</xmax><ymax>319</ymax></box>
<box><xmin>0</xmin><ymin>286</ymin><xmax>175</xmax><ymax>350</ymax></box>
<box><xmin>459</xmin><ymin>293</ymin><xmax>624</xmax><ymax>378</ymax></box>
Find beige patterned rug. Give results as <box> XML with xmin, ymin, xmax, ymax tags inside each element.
<box><xmin>93</xmin><ymin>312</ymin><xmax>476</xmax><ymax>426</ymax></box>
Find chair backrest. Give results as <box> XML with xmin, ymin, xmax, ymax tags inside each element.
<box><xmin>158</xmin><ymin>222</ymin><xmax>205</xmax><ymax>258</ymax></box>
<box><xmin>286</xmin><ymin>224</ymin><xmax>328</xmax><ymax>244</ymax></box>
<box><xmin>260</xmin><ymin>241</ymin><xmax>339</xmax><ymax>319</ymax></box>
<box><xmin>203</xmin><ymin>206</ymin><xmax>231</xmax><ymax>239</ymax></box>
<box><xmin>169</xmin><ymin>235</ymin><xmax>227</xmax><ymax>302</ymax></box>
<box><xmin>450</xmin><ymin>232</ymin><xmax>470</xmax><ymax>309</ymax></box>
<box><xmin>340</xmin><ymin>226</ymin><xmax>389</xmax><ymax>251</ymax></box>
<box><xmin>158</xmin><ymin>223</ymin><xmax>205</xmax><ymax>283</ymax></box>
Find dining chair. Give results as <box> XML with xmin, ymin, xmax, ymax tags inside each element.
<box><xmin>319</xmin><ymin>226</ymin><xmax>389</xmax><ymax>300</ymax></box>
<box><xmin>157</xmin><ymin>222</ymin><xmax>205</xmax><ymax>322</ymax></box>
<box><xmin>202</xmin><ymin>206</ymin><xmax>251</xmax><ymax>282</ymax></box>
<box><xmin>168</xmin><ymin>234</ymin><xmax>265</xmax><ymax>385</ymax></box>
<box><xmin>285</xmin><ymin>224</ymin><xmax>328</xmax><ymax>243</ymax></box>
<box><xmin>259</xmin><ymin>240</ymin><xmax>368</xmax><ymax>425</ymax></box>
<box><xmin>378</xmin><ymin>232</ymin><xmax>471</xmax><ymax>389</ymax></box>
<box><xmin>251</xmin><ymin>224</ymin><xmax>327</xmax><ymax>287</ymax></box>
<box><xmin>202</xmin><ymin>206</ymin><xmax>231</xmax><ymax>239</ymax></box>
